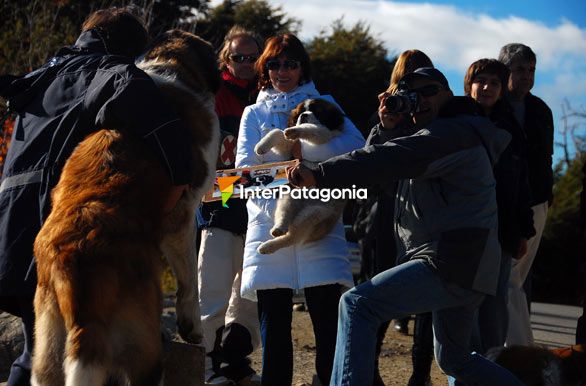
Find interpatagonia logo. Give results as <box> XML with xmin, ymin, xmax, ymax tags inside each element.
<box><xmin>217</xmin><ymin>176</ymin><xmax>241</xmax><ymax>208</ymax></box>
<box><xmin>240</xmin><ymin>185</ymin><xmax>367</xmax><ymax>202</ymax></box>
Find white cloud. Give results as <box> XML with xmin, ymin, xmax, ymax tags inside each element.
<box><xmin>269</xmin><ymin>0</ymin><xmax>586</xmax><ymax>73</ymax></box>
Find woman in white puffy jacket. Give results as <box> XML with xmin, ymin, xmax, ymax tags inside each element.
<box><xmin>235</xmin><ymin>34</ymin><xmax>364</xmax><ymax>386</ymax></box>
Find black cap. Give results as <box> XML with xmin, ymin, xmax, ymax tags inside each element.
<box><xmin>398</xmin><ymin>67</ymin><xmax>451</xmax><ymax>92</ymax></box>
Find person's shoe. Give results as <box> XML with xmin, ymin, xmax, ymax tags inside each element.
<box><xmin>205</xmin><ymin>373</ymin><xmax>235</xmax><ymax>386</ymax></box>
<box><xmin>235</xmin><ymin>373</ymin><xmax>261</xmax><ymax>386</ymax></box>
<box><xmin>373</xmin><ymin>371</ymin><xmax>386</xmax><ymax>386</ymax></box>
<box><xmin>394</xmin><ymin>317</ymin><xmax>409</xmax><ymax>335</ymax></box>
<box><xmin>407</xmin><ymin>375</ymin><xmax>431</xmax><ymax>386</ymax></box>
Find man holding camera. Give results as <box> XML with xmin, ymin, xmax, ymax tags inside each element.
<box><xmin>288</xmin><ymin>67</ymin><xmax>524</xmax><ymax>386</ymax></box>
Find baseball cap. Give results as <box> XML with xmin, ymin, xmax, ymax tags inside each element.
<box><xmin>398</xmin><ymin>67</ymin><xmax>451</xmax><ymax>92</ymax></box>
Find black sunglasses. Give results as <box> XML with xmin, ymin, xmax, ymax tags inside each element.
<box><xmin>230</xmin><ymin>54</ymin><xmax>258</xmax><ymax>64</ymax></box>
<box><xmin>265</xmin><ymin>59</ymin><xmax>300</xmax><ymax>71</ymax></box>
<box><xmin>409</xmin><ymin>84</ymin><xmax>443</xmax><ymax>97</ymax></box>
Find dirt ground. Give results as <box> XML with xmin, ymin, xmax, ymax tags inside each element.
<box><xmin>248</xmin><ymin>308</ymin><xmax>448</xmax><ymax>386</ymax></box>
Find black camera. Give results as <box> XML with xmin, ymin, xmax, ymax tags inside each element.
<box><xmin>384</xmin><ymin>92</ymin><xmax>419</xmax><ymax>114</ymax></box>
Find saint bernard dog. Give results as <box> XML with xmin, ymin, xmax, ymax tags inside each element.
<box><xmin>31</xmin><ymin>30</ymin><xmax>220</xmax><ymax>386</ymax></box>
<box><xmin>486</xmin><ymin>344</ymin><xmax>586</xmax><ymax>386</ymax></box>
<box><xmin>253</xmin><ymin>98</ymin><xmax>347</xmax><ymax>255</ymax></box>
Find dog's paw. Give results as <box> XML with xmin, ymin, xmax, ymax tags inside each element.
<box><xmin>270</xmin><ymin>227</ymin><xmax>287</xmax><ymax>237</ymax></box>
<box><xmin>257</xmin><ymin>242</ymin><xmax>275</xmax><ymax>255</ymax></box>
<box><xmin>176</xmin><ymin>318</ymin><xmax>203</xmax><ymax>344</ymax></box>
<box><xmin>284</xmin><ymin>127</ymin><xmax>301</xmax><ymax>140</ymax></box>
<box><xmin>254</xmin><ymin>143</ymin><xmax>270</xmax><ymax>155</ymax></box>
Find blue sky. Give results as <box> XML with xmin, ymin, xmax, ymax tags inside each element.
<box><xmin>209</xmin><ymin>0</ymin><xmax>586</xmax><ymax>163</ymax></box>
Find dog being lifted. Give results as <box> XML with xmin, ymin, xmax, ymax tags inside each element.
<box><xmin>31</xmin><ymin>30</ymin><xmax>220</xmax><ymax>386</ymax></box>
<box><xmin>254</xmin><ymin>98</ymin><xmax>347</xmax><ymax>255</ymax></box>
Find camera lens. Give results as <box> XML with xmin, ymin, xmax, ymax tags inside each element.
<box><xmin>384</xmin><ymin>95</ymin><xmax>408</xmax><ymax>114</ymax></box>
<box><xmin>384</xmin><ymin>93</ymin><xmax>418</xmax><ymax>114</ymax></box>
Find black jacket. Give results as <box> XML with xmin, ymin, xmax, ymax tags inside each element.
<box><xmin>352</xmin><ymin>120</ymin><xmax>416</xmax><ymax>277</ymax></box>
<box><xmin>0</xmin><ymin>30</ymin><xmax>194</xmax><ymax>296</ymax></box>
<box><xmin>520</xmin><ymin>93</ymin><xmax>554</xmax><ymax>205</ymax></box>
<box><xmin>490</xmin><ymin>100</ymin><xmax>535</xmax><ymax>252</ymax></box>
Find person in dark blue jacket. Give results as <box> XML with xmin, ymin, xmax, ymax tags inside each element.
<box><xmin>464</xmin><ymin>58</ymin><xmax>535</xmax><ymax>355</ymax></box>
<box><xmin>0</xmin><ymin>7</ymin><xmax>194</xmax><ymax>386</ymax></box>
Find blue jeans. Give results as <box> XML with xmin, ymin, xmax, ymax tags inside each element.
<box><xmin>330</xmin><ymin>259</ymin><xmax>524</xmax><ymax>386</ymax></box>
<box><xmin>472</xmin><ymin>251</ymin><xmax>512</xmax><ymax>353</ymax></box>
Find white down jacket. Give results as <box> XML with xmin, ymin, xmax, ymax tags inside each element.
<box><xmin>235</xmin><ymin>82</ymin><xmax>365</xmax><ymax>300</ymax></box>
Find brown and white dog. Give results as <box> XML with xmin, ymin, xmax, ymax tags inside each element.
<box><xmin>254</xmin><ymin>98</ymin><xmax>346</xmax><ymax>254</ymax></box>
<box><xmin>487</xmin><ymin>344</ymin><xmax>586</xmax><ymax>385</ymax></box>
<box><xmin>31</xmin><ymin>30</ymin><xmax>220</xmax><ymax>386</ymax></box>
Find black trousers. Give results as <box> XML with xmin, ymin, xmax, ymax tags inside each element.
<box><xmin>0</xmin><ymin>295</ymin><xmax>34</xmax><ymax>386</ymax></box>
<box><xmin>257</xmin><ymin>284</ymin><xmax>341</xmax><ymax>386</ymax></box>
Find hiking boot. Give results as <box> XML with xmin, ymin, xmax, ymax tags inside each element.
<box><xmin>205</xmin><ymin>373</ymin><xmax>235</xmax><ymax>386</ymax></box>
<box><xmin>235</xmin><ymin>373</ymin><xmax>261</xmax><ymax>386</ymax></box>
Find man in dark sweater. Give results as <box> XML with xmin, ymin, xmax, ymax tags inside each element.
<box><xmin>196</xmin><ymin>26</ymin><xmax>262</xmax><ymax>386</ymax></box>
<box><xmin>498</xmin><ymin>43</ymin><xmax>554</xmax><ymax>346</ymax></box>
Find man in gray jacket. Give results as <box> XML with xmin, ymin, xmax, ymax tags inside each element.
<box><xmin>288</xmin><ymin>68</ymin><xmax>524</xmax><ymax>386</ymax></box>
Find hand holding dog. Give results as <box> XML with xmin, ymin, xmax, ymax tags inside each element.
<box><xmin>287</xmin><ymin>163</ymin><xmax>316</xmax><ymax>188</ymax></box>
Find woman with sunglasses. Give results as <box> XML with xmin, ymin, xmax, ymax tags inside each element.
<box><xmin>462</xmin><ymin>59</ymin><xmax>534</xmax><ymax>358</ymax></box>
<box><xmin>235</xmin><ymin>33</ymin><xmax>364</xmax><ymax>386</ymax></box>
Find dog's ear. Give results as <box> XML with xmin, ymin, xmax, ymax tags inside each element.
<box><xmin>142</xmin><ymin>29</ymin><xmax>221</xmax><ymax>94</ymax></box>
<box><xmin>321</xmin><ymin>101</ymin><xmax>345</xmax><ymax>131</ymax></box>
<box><xmin>288</xmin><ymin>101</ymin><xmax>306</xmax><ymax>127</ymax></box>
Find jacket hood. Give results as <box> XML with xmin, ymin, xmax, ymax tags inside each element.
<box><xmin>464</xmin><ymin>113</ymin><xmax>511</xmax><ymax>167</ymax></box>
<box><xmin>69</xmin><ymin>29</ymin><xmax>109</xmax><ymax>54</ymax></box>
<box><xmin>438</xmin><ymin>96</ymin><xmax>511</xmax><ymax>166</ymax></box>
<box><xmin>256</xmin><ymin>81</ymin><xmax>319</xmax><ymax>104</ymax></box>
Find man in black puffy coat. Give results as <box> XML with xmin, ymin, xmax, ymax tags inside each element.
<box><xmin>0</xmin><ymin>8</ymin><xmax>193</xmax><ymax>386</ymax></box>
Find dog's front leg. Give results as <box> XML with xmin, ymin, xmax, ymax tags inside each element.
<box><xmin>161</xmin><ymin>197</ymin><xmax>202</xmax><ymax>344</ymax></box>
<box><xmin>254</xmin><ymin>128</ymin><xmax>294</xmax><ymax>156</ymax></box>
<box><xmin>284</xmin><ymin>123</ymin><xmax>336</xmax><ymax>144</ymax></box>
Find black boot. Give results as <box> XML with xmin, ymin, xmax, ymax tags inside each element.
<box><xmin>407</xmin><ymin>313</ymin><xmax>434</xmax><ymax>386</ymax></box>
<box><xmin>373</xmin><ymin>321</ymin><xmax>390</xmax><ymax>386</ymax></box>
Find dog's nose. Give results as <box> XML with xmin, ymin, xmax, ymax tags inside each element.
<box><xmin>298</xmin><ymin>112</ymin><xmax>310</xmax><ymax>124</ymax></box>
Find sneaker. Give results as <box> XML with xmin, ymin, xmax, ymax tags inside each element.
<box><xmin>205</xmin><ymin>356</ymin><xmax>235</xmax><ymax>386</ymax></box>
<box><xmin>205</xmin><ymin>373</ymin><xmax>235</xmax><ymax>386</ymax></box>
<box><xmin>235</xmin><ymin>373</ymin><xmax>261</xmax><ymax>386</ymax></box>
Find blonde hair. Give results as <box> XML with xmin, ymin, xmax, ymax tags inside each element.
<box><xmin>217</xmin><ymin>26</ymin><xmax>261</xmax><ymax>71</ymax></box>
<box><xmin>387</xmin><ymin>49</ymin><xmax>433</xmax><ymax>94</ymax></box>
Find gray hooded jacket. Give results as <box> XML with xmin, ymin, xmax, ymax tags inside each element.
<box><xmin>316</xmin><ymin>109</ymin><xmax>511</xmax><ymax>295</ymax></box>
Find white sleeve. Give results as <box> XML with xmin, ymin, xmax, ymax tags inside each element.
<box><xmin>236</xmin><ymin>106</ymin><xmax>263</xmax><ymax>168</ymax></box>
